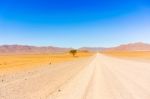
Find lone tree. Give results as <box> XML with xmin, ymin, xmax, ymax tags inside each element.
<box><xmin>69</xmin><ymin>49</ymin><xmax>77</xmax><ymax>57</ymax></box>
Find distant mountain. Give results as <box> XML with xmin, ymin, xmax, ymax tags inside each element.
<box><xmin>0</xmin><ymin>45</ymin><xmax>71</xmax><ymax>54</ymax></box>
<box><xmin>107</xmin><ymin>42</ymin><xmax>150</xmax><ymax>51</ymax></box>
<box><xmin>79</xmin><ymin>42</ymin><xmax>150</xmax><ymax>52</ymax></box>
<box><xmin>79</xmin><ymin>47</ymin><xmax>106</xmax><ymax>52</ymax></box>
<box><xmin>0</xmin><ymin>42</ymin><xmax>150</xmax><ymax>54</ymax></box>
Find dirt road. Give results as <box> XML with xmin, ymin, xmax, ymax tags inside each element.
<box><xmin>1</xmin><ymin>54</ymin><xmax>150</xmax><ymax>99</ymax></box>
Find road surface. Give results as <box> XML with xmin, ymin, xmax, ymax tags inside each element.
<box><xmin>1</xmin><ymin>54</ymin><xmax>150</xmax><ymax>99</ymax></box>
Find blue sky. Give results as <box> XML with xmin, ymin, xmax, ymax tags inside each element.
<box><xmin>0</xmin><ymin>0</ymin><xmax>150</xmax><ymax>48</ymax></box>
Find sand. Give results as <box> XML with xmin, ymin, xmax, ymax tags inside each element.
<box><xmin>101</xmin><ymin>51</ymin><xmax>150</xmax><ymax>60</ymax></box>
<box><xmin>0</xmin><ymin>52</ymin><xmax>93</xmax><ymax>73</ymax></box>
<box><xmin>1</xmin><ymin>53</ymin><xmax>150</xmax><ymax>99</ymax></box>
<box><xmin>0</xmin><ymin>56</ymin><xmax>94</xmax><ymax>99</ymax></box>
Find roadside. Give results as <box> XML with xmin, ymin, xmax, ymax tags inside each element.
<box><xmin>0</xmin><ymin>52</ymin><xmax>93</xmax><ymax>74</ymax></box>
<box><xmin>0</xmin><ymin>55</ymin><xmax>94</xmax><ymax>99</ymax></box>
<box><xmin>101</xmin><ymin>51</ymin><xmax>150</xmax><ymax>63</ymax></box>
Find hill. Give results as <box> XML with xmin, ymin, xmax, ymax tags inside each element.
<box><xmin>0</xmin><ymin>45</ymin><xmax>71</xmax><ymax>54</ymax></box>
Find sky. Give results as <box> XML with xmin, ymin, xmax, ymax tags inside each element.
<box><xmin>0</xmin><ymin>0</ymin><xmax>150</xmax><ymax>48</ymax></box>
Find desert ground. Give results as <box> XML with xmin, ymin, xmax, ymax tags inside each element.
<box><xmin>0</xmin><ymin>52</ymin><xmax>93</xmax><ymax>73</ymax></box>
<box><xmin>102</xmin><ymin>51</ymin><xmax>150</xmax><ymax>62</ymax></box>
<box><xmin>1</xmin><ymin>52</ymin><xmax>150</xmax><ymax>99</ymax></box>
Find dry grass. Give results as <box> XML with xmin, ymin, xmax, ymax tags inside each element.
<box><xmin>101</xmin><ymin>51</ymin><xmax>150</xmax><ymax>60</ymax></box>
<box><xmin>0</xmin><ymin>52</ymin><xmax>93</xmax><ymax>72</ymax></box>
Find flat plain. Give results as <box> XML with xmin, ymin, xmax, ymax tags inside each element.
<box><xmin>101</xmin><ymin>51</ymin><xmax>150</xmax><ymax>62</ymax></box>
<box><xmin>1</xmin><ymin>52</ymin><xmax>150</xmax><ymax>99</ymax></box>
<box><xmin>0</xmin><ymin>52</ymin><xmax>93</xmax><ymax>73</ymax></box>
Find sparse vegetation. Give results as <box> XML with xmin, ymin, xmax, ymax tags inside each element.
<box><xmin>69</xmin><ymin>49</ymin><xmax>77</xmax><ymax>57</ymax></box>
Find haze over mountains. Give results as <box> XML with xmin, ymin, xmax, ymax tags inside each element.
<box><xmin>106</xmin><ymin>42</ymin><xmax>150</xmax><ymax>51</ymax></box>
<box><xmin>0</xmin><ymin>45</ymin><xmax>71</xmax><ymax>54</ymax></box>
<box><xmin>0</xmin><ymin>42</ymin><xmax>150</xmax><ymax>54</ymax></box>
<box><xmin>80</xmin><ymin>42</ymin><xmax>150</xmax><ymax>52</ymax></box>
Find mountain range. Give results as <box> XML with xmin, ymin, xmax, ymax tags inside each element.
<box><xmin>80</xmin><ymin>42</ymin><xmax>150</xmax><ymax>52</ymax></box>
<box><xmin>0</xmin><ymin>45</ymin><xmax>71</xmax><ymax>54</ymax></box>
<box><xmin>0</xmin><ymin>42</ymin><xmax>150</xmax><ymax>54</ymax></box>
